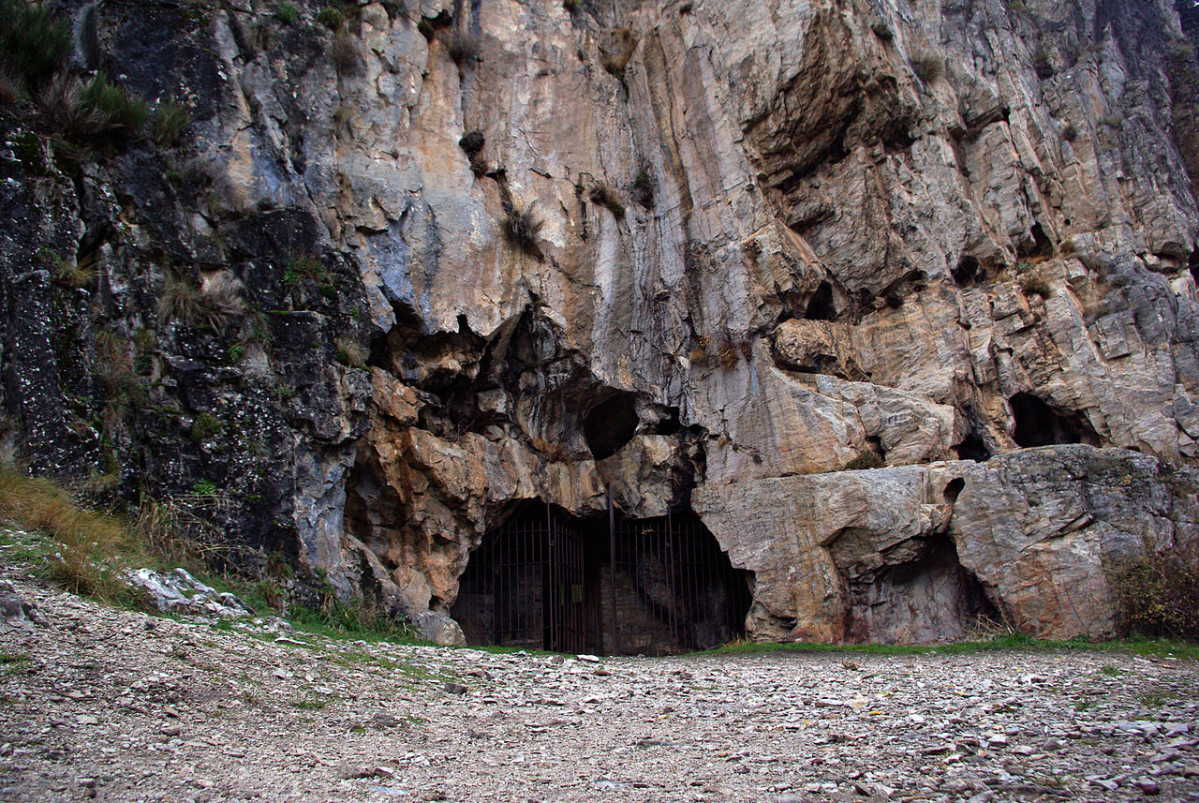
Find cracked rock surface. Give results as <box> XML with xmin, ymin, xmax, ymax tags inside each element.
<box><xmin>2</xmin><ymin>572</ymin><xmax>1197</xmax><ymax>803</ymax></box>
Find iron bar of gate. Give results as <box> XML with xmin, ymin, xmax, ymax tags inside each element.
<box><xmin>608</xmin><ymin>486</ymin><xmax>619</xmax><ymax>656</ymax></box>
<box><xmin>545</xmin><ymin>500</ymin><xmax>553</xmax><ymax>651</ymax></box>
<box><xmin>666</xmin><ymin>510</ymin><xmax>677</xmax><ymax>654</ymax></box>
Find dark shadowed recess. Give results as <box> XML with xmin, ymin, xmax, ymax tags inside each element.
<box><xmin>452</xmin><ymin>501</ymin><xmax>752</xmax><ymax>656</ymax></box>
<box><xmin>1010</xmin><ymin>393</ymin><xmax>1100</xmax><ymax>448</ymax></box>
<box><xmin>583</xmin><ymin>391</ymin><xmax>639</xmax><ymax>460</ymax></box>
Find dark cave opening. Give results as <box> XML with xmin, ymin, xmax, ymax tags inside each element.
<box><xmin>805</xmin><ymin>281</ymin><xmax>837</xmax><ymax>321</ymax></box>
<box><xmin>1017</xmin><ymin>223</ymin><xmax>1054</xmax><ymax>259</ymax></box>
<box><xmin>451</xmin><ymin>502</ymin><xmax>752</xmax><ymax>656</ymax></box>
<box><xmin>952</xmin><ymin>255</ymin><xmax>982</xmax><ymax>286</ymax></box>
<box><xmin>955</xmin><ymin>427</ymin><xmax>992</xmax><ymax>462</ymax></box>
<box><xmin>583</xmin><ymin>391</ymin><xmax>640</xmax><ymax>460</ymax></box>
<box><xmin>1010</xmin><ymin>392</ymin><xmax>1099</xmax><ymax>448</ymax></box>
<box><xmin>943</xmin><ymin>477</ymin><xmax>965</xmax><ymax>505</ymax></box>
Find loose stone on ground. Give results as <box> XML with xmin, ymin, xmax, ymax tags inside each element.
<box><xmin>1</xmin><ymin>574</ymin><xmax>1197</xmax><ymax>802</ymax></box>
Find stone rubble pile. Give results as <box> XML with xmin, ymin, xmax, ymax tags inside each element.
<box><xmin>1</xmin><ymin>572</ymin><xmax>1197</xmax><ymax>802</ymax></box>
<box><xmin>123</xmin><ymin>568</ymin><xmax>255</xmax><ymax>620</ymax></box>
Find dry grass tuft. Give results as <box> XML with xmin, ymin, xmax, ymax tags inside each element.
<box><xmin>158</xmin><ymin>270</ymin><xmax>246</xmax><ymax>336</ymax></box>
<box><xmin>501</xmin><ymin>206</ymin><xmax>544</xmax><ymax>258</ymax></box>
<box><xmin>843</xmin><ymin>450</ymin><xmax>884</xmax><ymax>470</ymax></box>
<box><xmin>0</xmin><ymin>469</ymin><xmax>143</xmax><ymax>601</ymax></box>
<box><xmin>1110</xmin><ymin>540</ymin><xmax>1199</xmax><ymax>640</ymax></box>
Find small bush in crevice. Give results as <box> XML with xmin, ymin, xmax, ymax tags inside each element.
<box><xmin>631</xmin><ymin>169</ymin><xmax>653</xmax><ymax>207</ymax></box>
<box><xmin>459</xmin><ymin>130</ymin><xmax>485</xmax><ymax>156</ymax></box>
<box><xmin>334</xmin><ymin>336</ymin><xmax>367</xmax><ymax>369</ymax></box>
<box><xmin>153</xmin><ymin>100</ymin><xmax>192</xmax><ymax>147</ymax></box>
<box><xmin>41</xmin><ymin>72</ymin><xmax>150</xmax><ymax>144</ymax></box>
<box><xmin>459</xmin><ymin>130</ymin><xmax>487</xmax><ymax>174</ymax></box>
<box><xmin>1061</xmin><ymin>122</ymin><xmax>1078</xmax><ymax>142</ymax></box>
<box><xmin>1033</xmin><ymin>47</ymin><xmax>1054</xmax><ymax>80</ymax></box>
<box><xmin>844</xmin><ymin>450</ymin><xmax>885</xmax><ymax>470</ymax></box>
<box><xmin>332</xmin><ymin>28</ymin><xmax>363</xmax><ymax>75</ymax></box>
<box><xmin>39</xmin><ymin>247</ymin><xmax>93</xmax><ymax>288</ymax></box>
<box><xmin>501</xmin><ymin>205</ymin><xmax>543</xmax><ymax>258</ymax></box>
<box><xmin>316</xmin><ymin>6</ymin><xmax>345</xmax><ymax>30</ymax></box>
<box><xmin>589</xmin><ymin>185</ymin><xmax>625</xmax><ymax>219</ymax></box>
<box><xmin>190</xmin><ymin>412</ymin><xmax>224</xmax><ymax>443</ymax></box>
<box><xmin>79</xmin><ymin>75</ymin><xmax>149</xmax><ymax>134</ymax></box>
<box><xmin>1110</xmin><ymin>541</ymin><xmax>1199</xmax><ymax>640</ymax></box>
<box><xmin>272</xmin><ymin>0</ymin><xmax>300</xmax><ymax>24</ymax></box>
<box><xmin>157</xmin><ymin>270</ymin><xmax>246</xmax><ymax>337</ymax></box>
<box><xmin>600</xmin><ymin>27</ymin><xmax>638</xmax><ymax>81</ymax></box>
<box><xmin>1021</xmin><ymin>275</ymin><xmax>1052</xmax><ymax>299</ymax></box>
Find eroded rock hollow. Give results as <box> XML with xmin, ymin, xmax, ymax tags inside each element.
<box><xmin>4</xmin><ymin>0</ymin><xmax>1199</xmax><ymax>646</ymax></box>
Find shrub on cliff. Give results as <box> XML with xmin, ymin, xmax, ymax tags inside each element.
<box><xmin>1110</xmin><ymin>541</ymin><xmax>1199</xmax><ymax>640</ymax></box>
<box><xmin>40</xmin><ymin>72</ymin><xmax>150</xmax><ymax>145</ymax></box>
<box><xmin>501</xmin><ymin>205</ymin><xmax>543</xmax><ymax>258</ymax></box>
<box><xmin>0</xmin><ymin>0</ymin><xmax>70</xmax><ymax>92</ymax></box>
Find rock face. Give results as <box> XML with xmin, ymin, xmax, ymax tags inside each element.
<box><xmin>2</xmin><ymin>0</ymin><xmax>1199</xmax><ymax>643</ymax></box>
<box><xmin>697</xmin><ymin>446</ymin><xmax>1199</xmax><ymax>643</ymax></box>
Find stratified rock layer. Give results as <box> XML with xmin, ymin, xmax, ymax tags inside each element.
<box><xmin>3</xmin><ymin>0</ymin><xmax>1199</xmax><ymax>642</ymax></box>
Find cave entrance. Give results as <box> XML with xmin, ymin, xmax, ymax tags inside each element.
<box><xmin>1010</xmin><ymin>393</ymin><xmax>1099</xmax><ymax>447</ymax></box>
<box><xmin>452</xmin><ymin>501</ymin><xmax>751</xmax><ymax>656</ymax></box>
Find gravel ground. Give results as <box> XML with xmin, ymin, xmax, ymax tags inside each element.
<box><xmin>2</xmin><ymin>571</ymin><xmax>1198</xmax><ymax>803</ymax></box>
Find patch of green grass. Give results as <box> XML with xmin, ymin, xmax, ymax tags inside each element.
<box><xmin>190</xmin><ymin>413</ymin><xmax>223</xmax><ymax>443</ymax></box>
<box><xmin>334</xmin><ymin>336</ymin><xmax>366</xmax><ymax>369</ymax></box>
<box><xmin>286</xmin><ymin>600</ymin><xmax>420</xmax><ymax>644</ymax></box>
<box><xmin>1140</xmin><ymin>690</ymin><xmax>1169</xmax><ymax>708</ymax></box>
<box><xmin>78</xmin><ymin>73</ymin><xmax>151</xmax><ymax>138</ymax></box>
<box><xmin>272</xmin><ymin>1</ymin><xmax>299</xmax><ymax>24</ymax></box>
<box><xmin>1100</xmin><ymin>665</ymin><xmax>1121</xmax><ymax>677</ymax></box>
<box><xmin>0</xmin><ymin>469</ymin><xmax>147</xmax><ymax>603</ymax></box>
<box><xmin>0</xmin><ymin>652</ymin><xmax>30</xmax><ymax>674</ymax></box>
<box><xmin>152</xmin><ymin>100</ymin><xmax>192</xmax><ymax>147</ymax></box>
<box><xmin>0</xmin><ymin>0</ymin><xmax>69</xmax><ymax>89</ymax></box>
<box><xmin>316</xmin><ymin>6</ymin><xmax>344</xmax><ymax>30</ymax></box>
<box><xmin>0</xmin><ymin>527</ymin><xmax>48</xmax><ymax>562</ymax></box>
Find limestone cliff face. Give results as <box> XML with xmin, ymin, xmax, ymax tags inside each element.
<box><xmin>3</xmin><ymin>0</ymin><xmax>1199</xmax><ymax>643</ymax></box>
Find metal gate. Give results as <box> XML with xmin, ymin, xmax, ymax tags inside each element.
<box><xmin>453</xmin><ymin>502</ymin><xmax>586</xmax><ymax>653</ymax></box>
<box><xmin>452</xmin><ymin>497</ymin><xmax>749</xmax><ymax>655</ymax></box>
<box><xmin>609</xmin><ymin>510</ymin><xmax>749</xmax><ymax>656</ymax></box>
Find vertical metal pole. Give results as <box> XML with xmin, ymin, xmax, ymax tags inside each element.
<box><xmin>608</xmin><ymin>484</ymin><xmax>619</xmax><ymax>657</ymax></box>
<box><xmin>666</xmin><ymin>509</ymin><xmax>676</xmax><ymax>652</ymax></box>
<box><xmin>549</xmin><ymin>503</ymin><xmax>556</xmax><ymax>651</ymax></box>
